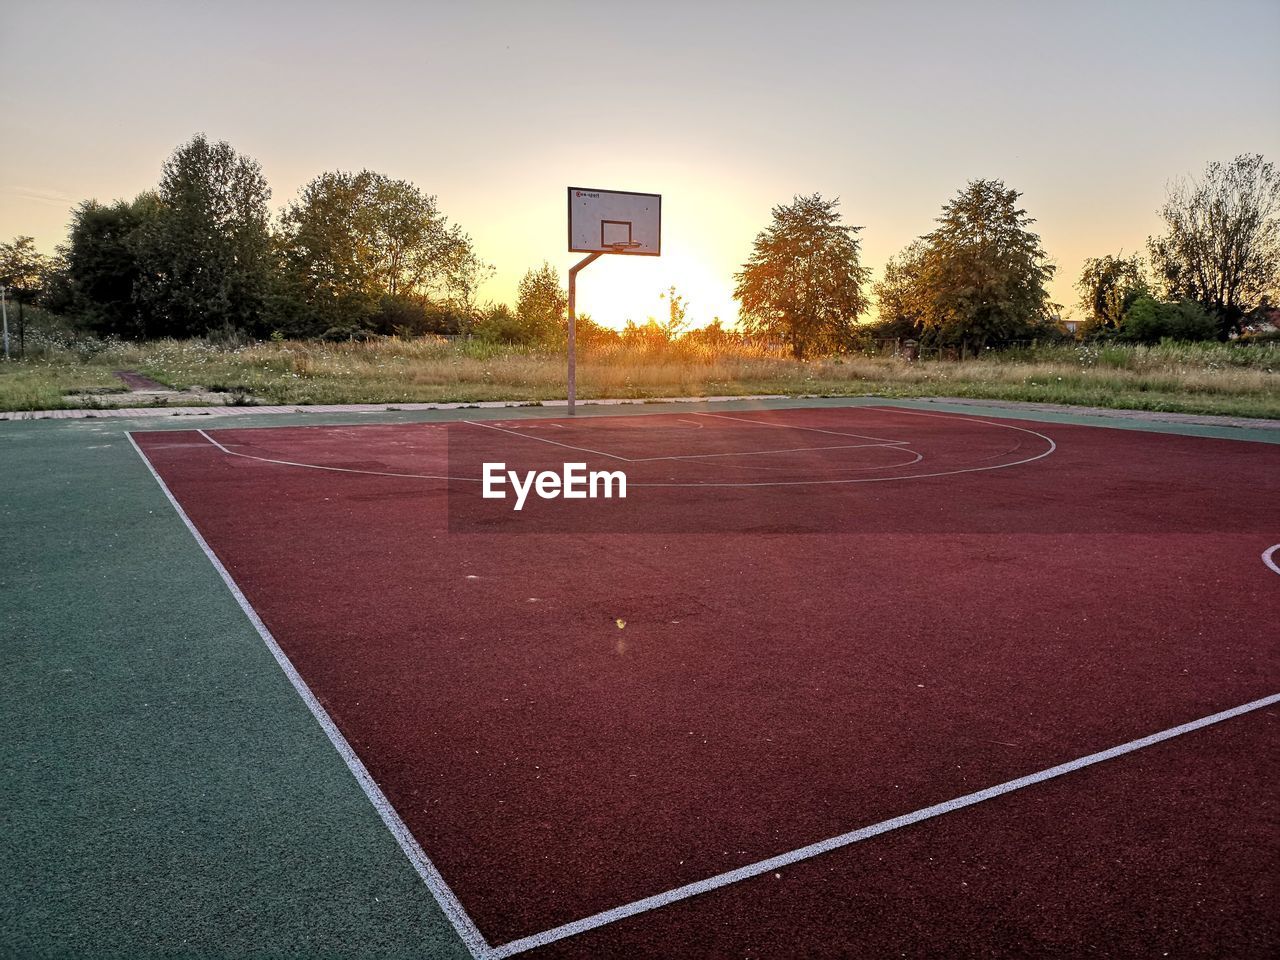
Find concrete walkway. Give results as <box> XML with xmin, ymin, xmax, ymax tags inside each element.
<box><xmin>918</xmin><ymin>396</ymin><xmax>1280</xmax><ymax>431</ymax></box>
<box><xmin>3</xmin><ymin>394</ymin><xmax>1277</xmax><ymax>432</ymax></box>
<box><xmin>0</xmin><ymin>395</ymin><xmax>789</xmax><ymax>421</ymax></box>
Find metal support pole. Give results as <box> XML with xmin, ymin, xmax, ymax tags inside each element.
<box><xmin>566</xmin><ymin>252</ymin><xmax>602</xmax><ymax>416</ymax></box>
<box><xmin>1</xmin><ymin>286</ymin><xmax>9</xmax><ymax>360</ymax></box>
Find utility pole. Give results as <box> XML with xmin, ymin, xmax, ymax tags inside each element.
<box><xmin>1</xmin><ymin>286</ymin><xmax>10</xmax><ymax>360</ymax></box>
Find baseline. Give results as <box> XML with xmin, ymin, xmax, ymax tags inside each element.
<box><xmin>489</xmin><ymin>692</ymin><xmax>1280</xmax><ymax>958</ymax></box>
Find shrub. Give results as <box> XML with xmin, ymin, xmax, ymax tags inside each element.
<box><xmin>474</xmin><ymin>303</ymin><xmax>532</xmax><ymax>344</ymax></box>
<box><xmin>1119</xmin><ymin>296</ymin><xmax>1217</xmax><ymax>343</ymax></box>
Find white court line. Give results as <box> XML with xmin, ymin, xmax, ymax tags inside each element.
<box><xmin>628</xmin><ymin>440</ymin><xmax>910</xmax><ymax>463</ymax></box>
<box><xmin>195</xmin><ymin>429</ymin><xmax>481</xmax><ymax>482</ymax></box>
<box><xmin>1263</xmin><ymin>543</ymin><xmax>1280</xmax><ymax>576</ymax></box>
<box><xmin>127</xmin><ymin>433</ymin><xmax>493</xmax><ymax>960</ymax></box>
<box><xmin>129</xmin><ymin>426</ymin><xmax>1276</xmax><ymax>958</ymax></box>
<box><xmin>463</xmin><ymin>420</ymin><xmax>633</xmax><ymax>462</ymax></box>
<box><xmin>694</xmin><ymin>410</ymin><xmax>905</xmax><ymax>444</ymax></box>
<box><xmin>490</xmin><ymin>691</ymin><xmax>1280</xmax><ymax>958</ymax></box>
<box><xmin>192</xmin><ymin>414</ymin><xmax>1044</xmax><ymax>488</ymax></box>
<box><xmin>193</xmin><ymin>426</ymin><xmax>920</xmax><ymax>484</ymax></box>
<box><xmin>458</xmin><ymin>415</ymin><xmax>931</xmax><ymax>479</ymax></box>
<box><xmin>630</xmin><ymin>408</ymin><xmax>1057</xmax><ymax>487</ymax></box>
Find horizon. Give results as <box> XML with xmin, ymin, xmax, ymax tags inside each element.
<box><xmin>3</xmin><ymin>0</ymin><xmax>1279</xmax><ymax>330</ymax></box>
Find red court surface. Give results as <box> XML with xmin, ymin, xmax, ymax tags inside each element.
<box><xmin>131</xmin><ymin>405</ymin><xmax>1280</xmax><ymax>957</ymax></box>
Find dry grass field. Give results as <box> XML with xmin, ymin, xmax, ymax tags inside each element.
<box><xmin>1</xmin><ymin>311</ymin><xmax>1276</xmax><ymax>418</ymax></box>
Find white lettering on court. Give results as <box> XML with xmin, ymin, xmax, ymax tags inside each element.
<box><xmin>481</xmin><ymin>462</ymin><xmax>627</xmax><ymax>511</ymax></box>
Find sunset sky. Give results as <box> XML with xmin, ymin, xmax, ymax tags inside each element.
<box><xmin>3</xmin><ymin>0</ymin><xmax>1278</xmax><ymax>329</ymax></box>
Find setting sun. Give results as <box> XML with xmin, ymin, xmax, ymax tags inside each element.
<box><xmin>570</xmin><ymin>243</ymin><xmax>740</xmax><ymax>330</ymax></box>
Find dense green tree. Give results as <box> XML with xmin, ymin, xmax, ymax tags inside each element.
<box><xmin>1075</xmin><ymin>253</ymin><xmax>1149</xmax><ymax>335</ymax></box>
<box><xmin>1119</xmin><ymin>296</ymin><xmax>1217</xmax><ymax>343</ymax></box>
<box><xmin>279</xmin><ymin>170</ymin><xmax>485</xmax><ymax>338</ymax></box>
<box><xmin>64</xmin><ymin>196</ymin><xmax>160</xmax><ymax>337</ymax></box>
<box><xmin>918</xmin><ymin>179</ymin><xmax>1056</xmax><ymax>348</ymax></box>
<box><xmin>872</xmin><ymin>239</ymin><xmax>930</xmax><ymax>337</ymax></box>
<box><xmin>1148</xmin><ymin>154</ymin><xmax>1280</xmax><ymax>339</ymax></box>
<box><xmin>734</xmin><ymin>194</ymin><xmax>870</xmax><ymax>358</ymax></box>
<box><xmin>474</xmin><ymin>302</ymin><xmax>526</xmax><ymax>343</ymax></box>
<box><xmin>0</xmin><ymin>236</ymin><xmax>50</xmax><ymax>355</ymax></box>
<box><xmin>38</xmin><ymin>246</ymin><xmax>77</xmax><ymax>314</ymax></box>
<box><xmin>133</xmin><ymin>135</ymin><xmax>275</xmax><ymax>337</ymax></box>
<box><xmin>0</xmin><ymin>236</ymin><xmax>49</xmax><ymax>303</ymax></box>
<box><xmin>514</xmin><ymin>262</ymin><xmax>567</xmax><ymax>343</ymax></box>
<box><xmin>872</xmin><ymin>183</ymin><xmax>1055</xmax><ymax>347</ymax></box>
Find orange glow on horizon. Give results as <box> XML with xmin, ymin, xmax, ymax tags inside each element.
<box><xmin>565</xmin><ymin>245</ymin><xmax>741</xmax><ymax>332</ymax></box>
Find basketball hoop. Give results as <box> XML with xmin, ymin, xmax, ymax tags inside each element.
<box><xmin>566</xmin><ymin>186</ymin><xmax>663</xmax><ymax>416</ymax></box>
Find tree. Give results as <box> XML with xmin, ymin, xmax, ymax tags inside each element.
<box><xmin>0</xmin><ymin>236</ymin><xmax>49</xmax><ymax>303</ymax></box>
<box><xmin>573</xmin><ymin>313</ymin><xmax>619</xmax><ymax>349</ymax></box>
<box><xmin>1148</xmin><ymin>154</ymin><xmax>1280</xmax><ymax>339</ymax></box>
<box><xmin>279</xmin><ymin>170</ymin><xmax>485</xmax><ymax>338</ymax></box>
<box><xmin>873</xmin><ymin>239</ymin><xmax>931</xmax><ymax>338</ymax></box>
<box><xmin>682</xmin><ymin>317</ymin><xmax>737</xmax><ymax>351</ymax></box>
<box><xmin>658</xmin><ymin>285</ymin><xmax>690</xmax><ymax>338</ymax></box>
<box><xmin>0</xmin><ymin>236</ymin><xmax>50</xmax><ymax>356</ymax></box>
<box><xmin>918</xmin><ymin>179</ymin><xmax>1056</xmax><ymax>348</ymax></box>
<box><xmin>64</xmin><ymin>196</ymin><xmax>160</xmax><ymax>337</ymax></box>
<box><xmin>39</xmin><ymin>246</ymin><xmax>77</xmax><ymax>314</ymax></box>
<box><xmin>133</xmin><ymin>135</ymin><xmax>275</xmax><ymax>337</ymax></box>
<box><xmin>515</xmin><ymin>262</ymin><xmax>567</xmax><ymax>343</ymax></box>
<box><xmin>1119</xmin><ymin>295</ymin><xmax>1216</xmax><ymax>343</ymax></box>
<box><xmin>734</xmin><ymin>194</ymin><xmax>870</xmax><ymax>358</ymax></box>
<box><xmin>475</xmin><ymin>302</ymin><xmax>526</xmax><ymax>344</ymax></box>
<box><xmin>1075</xmin><ymin>252</ymin><xmax>1148</xmax><ymax>335</ymax></box>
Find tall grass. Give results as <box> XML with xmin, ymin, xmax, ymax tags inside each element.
<box><xmin>1</xmin><ymin>317</ymin><xmax>1277</xmax><ymax>418</ymax></box>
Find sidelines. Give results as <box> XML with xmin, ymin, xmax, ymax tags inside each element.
<box><xmin>128</xmin><ymin>421</ymin><xmax>1275</xmax><ymax>958</ymax></box>
<box><xmin>488</xmin><ymin>691</ymin><xmax>1280</xmax><ymax>958</ymax></box>
<box><xmin>126</xmin><ymin>433</ymin><xmax>493</xmax><ymax>960</ymax></box>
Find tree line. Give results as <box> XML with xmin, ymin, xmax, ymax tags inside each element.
<box><xmin>2</xmin><ymin>135</ymin><xmax>490</xmax><ymax>342</ymax></box>
<box><xmin>2</xmin><ymin>138</ymin><xmax>1277</xmax><ymax>358</ymax></box>
<box><xmin>738</xmin><ymin>154</ymin><xmax>1279</xmax><ymax>357</ymax></box>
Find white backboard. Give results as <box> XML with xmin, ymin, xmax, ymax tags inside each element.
<box><xmin>568</xmin><ymin>187</ymin><xmax>661</xmax><ymax>256</ymax></box>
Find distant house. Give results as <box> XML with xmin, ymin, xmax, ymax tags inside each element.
<box><xmin>1059</xmin><ymin>316</ymin><xmax>1084</xmax><ymax>337</ymax></box>
<box><xmin>1240</xmin><ymin>301</ymin><xmax>1279</xmax><ymax>338</ymax></box>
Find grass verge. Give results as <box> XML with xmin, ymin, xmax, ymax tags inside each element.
<box><xmin>2</xmin><ymin>314</ymin><xmax>1277</xmax><ymax>419</ymax></box>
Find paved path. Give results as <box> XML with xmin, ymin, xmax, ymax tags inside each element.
<box><xmin>0</xmin><ymin>395</ymin><xmax>789</xmax><ymax>421</ymax></box>
<box><xmin>113</xmin><ymin>370</ymin><xmax>171</xmax><ymax>391</ymax></box>
<box><xmin>3</xmin><ymin>394</ymin><xmax>1277</xmax><ymax>432</ymax></box>
<box><xmin>918</xmin><ymin>396</ymin><xmax>1280</xmax><ymax>431</ymax></box>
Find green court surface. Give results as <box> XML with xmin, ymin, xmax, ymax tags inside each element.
<box><xmin>2</xmin><ymin>398</ymin><xmax>1276</xmax><ymax>958</ymax></box>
